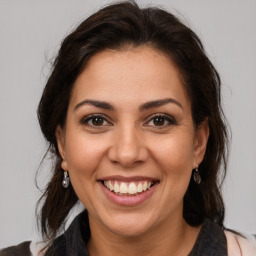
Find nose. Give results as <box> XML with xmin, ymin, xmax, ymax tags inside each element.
<box><xmin>107</xmin><ymin>125</ymin><xmax>148</xmax><ymax>167</ymax></box>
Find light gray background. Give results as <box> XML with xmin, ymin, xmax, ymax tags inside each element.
<box><xmin>0</xmin><ymin>0</ymin><xmax>255</xmax><ymax>248</ymax></box>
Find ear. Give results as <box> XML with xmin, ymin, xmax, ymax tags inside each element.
<box><xmin>193</xmin><ymin>119</ymin><xmax>209</xmax><ymax>168</ymax></box>
<box><xmin>55</xmin><ymin>125</ymin><xmax>68</xmax><ymax>171</ymax></box>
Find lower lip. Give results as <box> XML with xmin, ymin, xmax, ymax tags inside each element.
<box><xmin>99</xmin><ymin>181</ymin><xmax>158</xmax><ymax>206</ymax></box>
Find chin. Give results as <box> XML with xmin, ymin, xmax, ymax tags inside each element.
<box><xmin>100</xmin><ymin>212</ymin><xmax>156</xmax><ymax>238</ymax></box>
<box><xmin>108</xmin><ymin>224</ymin><xmax>152</xmax><ymax>238</ymax></box>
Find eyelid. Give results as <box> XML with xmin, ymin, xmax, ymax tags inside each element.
<box><xmin>144</xmin><ymin>113</ymin><xmax>177</xmax><ymax>127</ymax></box>
<box><xmin>79</xmin><ymin>113</ymin><xmax>112</xmax><ymax>126</ymax></box>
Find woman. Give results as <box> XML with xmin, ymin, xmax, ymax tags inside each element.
<box><xmin>1</xmin><ymin>1</ymin><xmax>255</xmax><ymax>255</ymax></box>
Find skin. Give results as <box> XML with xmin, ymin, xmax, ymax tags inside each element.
<box><xmin>56</xmin><ymin>46</ymin><xmax>209</xmax><ymax>256</ymax></box>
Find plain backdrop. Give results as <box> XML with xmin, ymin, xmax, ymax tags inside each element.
<box><xmin>0</xmin><ymin>0</ymin><xmax>255</xmax><ymax>248</ymax></box>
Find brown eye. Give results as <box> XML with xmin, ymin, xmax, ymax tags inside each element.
<box><xmin>153</xmin><ymin>116</ymin><xmax>165</xmax><ymax>126</ymax></box>
<box><xmin>146</xmin><ymin>114</ymin><xmax>177</xmax><ymax>128</ymax></box>
<box><xmin>80</xmin><ymin>114</ymin><xmax>111</xmax><ymax>127</ymax></box>
<box><xmin>92</xmin><ymin>116</ymin><xmax>104</xmax><ymax>126</ymax></box>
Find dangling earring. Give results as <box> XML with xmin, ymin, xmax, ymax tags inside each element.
<box><xmin>62</xmin><ymin>171</ymin><xmax>70</xmax><ymax>188</ymax></box>
<box><xmin>193</xmin><ymin>168</ymin><xmax>201</xmax><ymax>184</ymax></box>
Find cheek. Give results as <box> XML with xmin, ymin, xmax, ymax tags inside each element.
<box><xmin>63</xmin><ymin>135</ymin><xmax>105</xmax><ymax>210</ymax></box>
<box><xmin>149</xmin><ymin>132</ymin><xmax>195</xmax><ymax>173</ymax></box>
<box><xmin>64</xmin><ymin>132</ymin><xmax>105</xmax><ymax>188</ymax></box>
<box><xmin>65</xmin><ymin>129</ymin><xmax>104</xmax><ymax>168</ymax></box>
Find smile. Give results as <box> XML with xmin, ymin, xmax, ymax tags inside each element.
<box><xmin>99</xmin><ymin>177</ymin><xmax>159</xmax><ymax>206</ymax></box>
<box><xmin>103</xmin><ymin>180</ymin><xmax>155</xmax><ymax>196</ymax></box>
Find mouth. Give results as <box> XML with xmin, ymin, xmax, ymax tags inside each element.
<box><xmin>99</xmin><ymin>176</ymin><xmax>159</xmax><ymax>206</ymax></box>
<box><xmin>101</xmin><ymin>179</ymin><xmax>158</xmax><ymax>197</ymax></box>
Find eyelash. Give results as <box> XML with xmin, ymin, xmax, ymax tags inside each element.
<box><xmin>145</xmin><ymin>114</ymin><xmax>177</xmax><ymax>128</ymax></box>
<box><xmin>79</xmin><ymin>113</ymin><xmax>177</xmax><ymax>128</ymax></box>
<box><xmin>80</xmin><ymin>114</ymin><xmax>111</xmax><ymax>127</ymax></box>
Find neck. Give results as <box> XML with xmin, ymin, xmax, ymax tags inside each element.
<box><xmin>87</xmin><ymin>214</ymin><xmax>201</xmax><ymax>256</ymax></box>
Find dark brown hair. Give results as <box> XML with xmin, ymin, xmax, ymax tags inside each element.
<box><xmin>37</xmin><ymin>0</ymin><xmax>229</xmax><ymax>241</ymax></box>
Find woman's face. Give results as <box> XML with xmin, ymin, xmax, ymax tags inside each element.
<box><xmin>56</xmin><ymin>46</ymin><xmax>209</xmax><ymax>237</ymax></box>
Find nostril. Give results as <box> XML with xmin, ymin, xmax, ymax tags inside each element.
<box><xmin>107</xmin><ymin>142</ymin><xmax>149</xmax><ymax>167</ymax></box>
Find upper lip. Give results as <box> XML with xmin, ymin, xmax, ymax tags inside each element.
<box><xmin>98</xmin><ymin>175</ymin><xmax>158</xmax><ymax>182</ymax></box>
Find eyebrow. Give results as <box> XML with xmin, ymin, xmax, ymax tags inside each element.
<box><xmin>73</xmin><ymin>98</ymin><xmax>183</xmax><ymax>112</ymax></box>
<box><xmin>139</xmin><ymin>98</ymin><xmax>183</xmax><ymax>111</ymax></box>
<box><xmin>73</xmin><ymin>99</ymin><xmax>115</xmax><ymax>112</ymax></box>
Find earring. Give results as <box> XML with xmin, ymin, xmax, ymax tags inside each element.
<box><xmin>62</xmin><ymin>171</ymin><xmax>70</xmax><ymax>188</ymax></box>
<box><xmin>193</xmin><ymin>168</ymin><xmax>201</xmax><ymax>184</ymax></box>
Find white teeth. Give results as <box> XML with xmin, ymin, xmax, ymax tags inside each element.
<box><xmin>137</xmin><ymin>183</ymin><xmax>143</xmax><ymax>192</ymax></box>
<box><xmin>142</xmin><ymin>182</ymin><xmax>148</xmax><ymax>191</ymax></box>
<box><xmin>128</xmin><ymin>182</ymin><xmax>137</xmax><ymax>194</ymax></box>
<box><xmin>109</xmin><ymin>181</ymin><xmax>114</xmax><ymax>191</ymax></box>
<box><xmin>120</xmin><ymin>182</ymin><xmax>128</xmax><ymax>193</ymax></box>
<box><xmin>114</xmin><ymin>181</ymin><xmax>120</xmax><ymax>193</ymax></box>
<box><xmin>103</xmin><ymin>180</ymin><xmax>154</xmax><ymax>195</ymax></box>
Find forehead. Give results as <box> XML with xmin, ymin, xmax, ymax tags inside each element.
<box><xmin>69</xmin><ymin>46</ymin><xmax>190</xmax><ymax>111</ymax></box>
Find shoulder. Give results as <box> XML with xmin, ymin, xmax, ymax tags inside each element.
<box><xmin>0</xmin><ymin>241</ymin><xmax>31</xmax><ymax>256</ymax></box>
<box><xmin>0</xmin><ymin>238</ymin><xmax>53</xmax><ymax>256</ymax></box>
<box><xmin>225</xmin><ymin>230</ymin><xmax>256</xmax><ymax>256</ymax></box>
<box><xmin>0</xmin><ymin>236</ymin><xmax>65</xmax><ymax>256</ymax></box>
<box><xmin>0</xmin><ymin>211</ymin><xmax>89</xmax><ymax>256</ymax></box>
<box><xmin>189</xmin><ymin>219</ymin><xmax>227</xmax><ymax>255</ymax></box>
